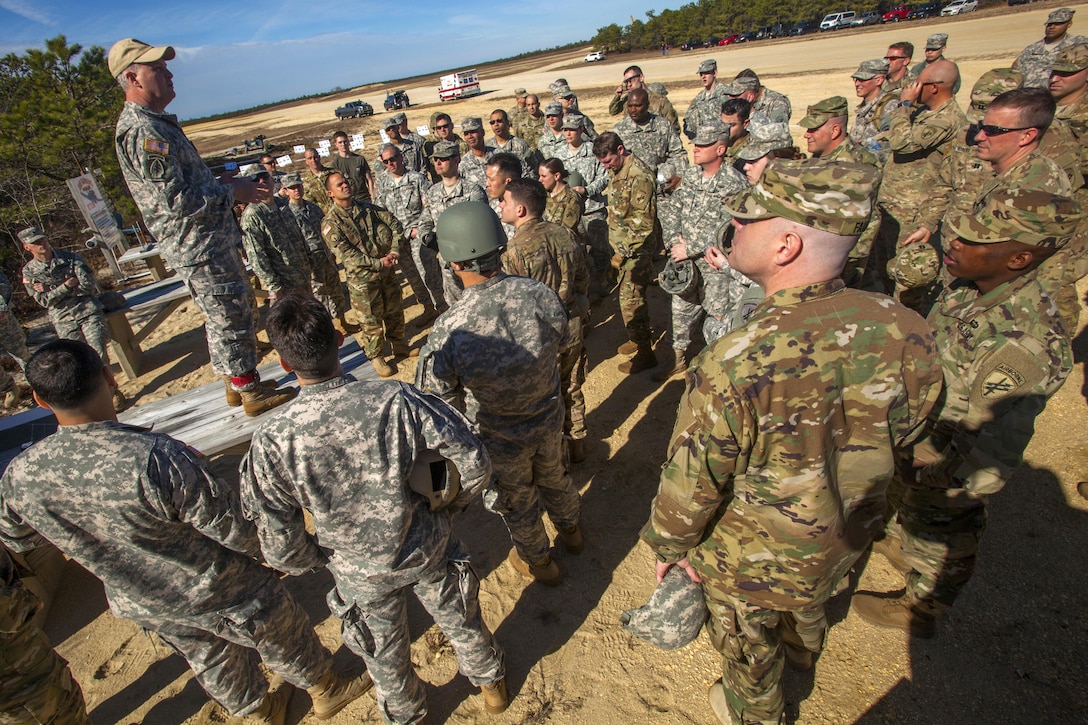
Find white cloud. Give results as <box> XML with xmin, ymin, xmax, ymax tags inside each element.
<box><xmin>0</xmin><ymin>0</ymin><xmax>55</xmax><ymax>25</ymax></box>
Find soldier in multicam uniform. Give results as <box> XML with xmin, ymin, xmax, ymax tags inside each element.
<box><xmin>458</xmin><ymin>117</ymin><xmax>495</xmax><ymax>190</ymax></box>
<box><xmin>0</xmin><ymin>270</ymin><xmax>31</xmax><ymax>408</ymax></box>
<box><xmin>321</xmin><ymin>172</ymin><xmax>411</xmax><ymax>379</ymax></box>
<box><xmin>499</xmin><ymin>178</ymin><xmax>591</xmax><ymax>462</ymax></box>
<box><xmin>883</xmin><ymin>41</ymin><xmax>915</xmax><ymax>95</ymax></box>
<box><xmin>558</xmin><ymin>115</ymin><xmax>610</xmax><ymax>289</ymax></box>
<box><xmin>538</xmin><ymin>157</ymin><xmax>583</xmax><ymax>233</ymax></box>
<box><xmin>802</xmin><ymin>97</ymin><xmax>884</xmax><ymax>287</ymax></box>
<box><xmin>611</xmin><ymin>88</ymin><xmax>688</xmax><ymax>193</ymax></box>
<box><xmin>375</xmin><ymin>144</ymin><xmax>442</xmax><ymax>326</ymax></box>
<box><xmin>417</xmin><ymin>202</ymin><xmax>583</xmax><ymax>586</ymax></box>
<box><xmin>1015</xmin><ymin>8</ymin><xmax>1088</xmax><ymax>89</ymax></box>
<box><xmin>18</xmin><ymin>227</ymin><xmax>126</xmax><ymax>413</ymax></box>
<box><xmin>515</xmin><ymin>94</ymin><xmax>546</xmax><ymax>151</ymax></box>
<box><xmin>509</xmin><ymin>87</ymin><xmax>528</xmax><ymax>129</ymax></box>
<box><xmin>329</xmin><ymin>130</ymin><xmax>376</xmax><ymax>203</ymax></box>
<box><xmin>242</xmin><ymin>295</ymin><xmax>508</xmax><ymax>725</ymax></box>
<box><xmin>279</xmin><ymin>173</ymin><xmax>358</xmax><ymax>334</ymax></box>
<box><xmin>850</xmin><ymin>59</ymin><xmax>899</xmax><ymax>162</ymax></box>
<box><xmin>301</xmin><ymin>148</ymin><xmax>335</xmax><ymax>211</ymax></box>
<box><xmin>483</xmin><ymin>153</ymin><xmax>521</xmax><ymax>241</ymax></box>
<box><xmin>655</xmin><ymin>123</ymin><xmax>750</xmax><ymax>382</ymax></box>
<box><xmin>683</xmin><ymin>59</ymin><xmax>731</xmax><ymax>140</ymax></box>
<box><xmin>594</xmin><ymin>131</ymin><xmax>660</xmax><ymax>374</ymax></box>
<box><xmin>871</xmin><ymin>60</ymin><xmax>967</xmax><ymax>299</ymax></box>
<box><xmin>609</xmin><ymin>65</ymin><xmax>680</xmax><ymax>134</ymax></box>
<box><xmin>720</xmin><ymin>97</ymin><xmax>753</xmax><ymax>162</ymax></box>
<box><xmin>0</xmin><ymin>340</ymin><xmax>370</xmax><ymax>724</ymax></box>
<box><xmin>726</xmin><ymin>70</ymin><xmax>792</xmax><ymax>124</ymax></box>
<box><xmin>641</xmin><ymin>160</ymin><xmax>941</xmax><ymax>725</ymax></box>
<box><xmin>487</xmin><ymin>110</ymin><xmax>534</xmax><ymax>177</ymax></box>
<box><xmin>239</xmin><ymin>169</ymin><xmax>313</xmax><ymax>299</ymax></box>
<box><xmin>0</xmin><ymin>546</ymin><xmax>90</xmax><ymax>724</ymax></box>
<box><xmin>854</xmin><ymin>188</ymin><xmax>1080</xmax><ymax>639</ymax></box>
<box><xmin>382</xmin><ymin>118</ymin><xmax>425</xmax><ymax>175</ymax></box>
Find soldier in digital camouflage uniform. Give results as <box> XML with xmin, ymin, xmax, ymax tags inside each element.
<box><xmin>0</xmin><ymin>270</ymin><xmax>30</xmax><ymax>408</ymax></box>
<box><xmin>609</xmin><ymin>65</ymin><xmax>680</xmax><ymax>135</ymax></box>
<box><xmin>801</xmin><ymin>97</ymin><xmax>884</xmax><ymax>287</ymax></box>
<box><xmin>683</xmin><ymin>59</ymin><xmax>731</xmax><ymax>140</ymax></box>
<box><xmin>417</xmin><ymin>202</ymin><xmax>582</xmax><ymax>587</ymax></box>
<box><xmin>279</xmin><ymin>173</ymin><xmax>357</xmax><ymax>334</ymax></box>
<box><xmin>487</xmin><ymin>110</ymin><xmax>534</xmax><ymax>177</ymax></box>
<box><xmin>423</xmin><ymin>113</ymin><xmax>468</xmax><ymax>182</ymax></box>
<box><xmin>321</xmin><ymin>172</ymin><xmax>410</xmax><ymax>379</ymax></box>
<box><xmin>642</xmin><ymin>160</ymin><xmax>941</xmax><ymax>725</ymax></box>
<box><xmin>0</xmin><ymin>546</ymin><xmax>90</xmax><ymax>725</ymax></box>
<box><xmin>611</xmin><ymin>88</ymin><xmax>689</xmax><ymax>192</ymax></box>
<box><xmin>557</xmin><ymin>116</ymin><xmax>610</xmax><ymax>290</ymax></box>
<box><xmin>538</xmin><ymin>102</ymin><xmax>568</xmax><ymax>161</ymax></box>
<box><xmin>382</xmin><ymin>118</ymin><xmax>425</xmax><ymax>175</ymax></box>
<box><xmin>594</xmin><ymin>132</ymin><xmax>660</xmax><ymax>374</ymax></box>
<box><xmin>850</xmin><ymin>59</ymin><xmax>899</xmax><ymax>162</ymax></box>
<box><xmin>911</xmin><ymin>34</ymin><xmax>961</xmax><ymax>93</ymax></box>
<box><xmin>242</xmin><ymin>295</ymin><xmax>508</xmax><ymax>725</ymax></box>
<box><xmin>458</xmin><ymin>117</ymin><xmax>495</xmax><ymax>191</ymax></box>
<box><xmin>656</xmin><ymin>124</ymin><xmax>750</xmax><ymax>382</ymax></box>
<box><xmin>553</xmin><ymin>85</ymin><xmax>598</xmax><ymax>139</ymax></box>
<box><xmin>111</xmin><ymin>38</ymin><xmax>294</xmax><ymax>415</ymax></box>
<box><xmin>394</xmin><ymin>113</ymin><xmax>428</xmax><ymax>165</ymax></box>
<box><xmin>0</xmin><ymin>340</ymin><xmax>370</xmax><ymax>723</ymax></box>
<box><xmin>1015</xmin><ymin>8</ymin><xmax>1088</xmax><ymax>89</ymax></box>
<box><xmin>726</xmin><ymin>71</ymin><xmax>792</xmax><ymax>125</ymax></box>
<box><xmin>239</xmin><ymin>170</ymin><xmax>313</xmax><ymax>299</ymax></box>
<box><xmin>855</xmin><ymin>188</ymin><xmax>1081</xmax><ymax>639</ymax></box>
<box><xmin>500</xmin><ymin>178</ymin><xmax>591</xmax><ymax>462</ymax></box>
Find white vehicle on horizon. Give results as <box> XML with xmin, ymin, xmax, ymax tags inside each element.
<box><xmin>585</xmin><ymin>51</ymin><xmax>606</xmax><ymax>62</ymax></box>
<box><xmin>942</xmin><ymin>0</ymin><xmax>978</xmax><ymax>15</ymax></box>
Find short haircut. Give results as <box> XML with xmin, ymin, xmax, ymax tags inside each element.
<box><xmin>490</xmin><ymin>109</ymin><xmax>509</xmax><ymax>122</ymax></box>
<box><xmin>26</xmin><ymin>340</ymin><xmax>106</xmax><ymax>410</ymax></box>
<box><xmin>592</xmin><ymin>131</ymin><xmax>624</xmax><ymax>157</ymax></box>
<box><xmin>325</xmin><ymin>172</ymin><xmax>344</xmax><ymax>191</ymax></box>
<box><xmin>259</xmin><ymin>155</ymin><xmax>274</xmax><ymax>164</ymax></box>
<box><xmin>332</xmin><ymin>130</ymin><xmax>348</xmax><ymax>141</ymax></box>
<box><xmin>487</xmin><ymin>152</ymin><xmax>522</xmax><ymax>181</ymax></box>
<box><xmin>539</xmin><ymin>157</ymin><xmax>568</xmax><ymax>179</ymax></box>
<box><xmin>434</xmin><ymin>112</ymin><xmax>452</xmax><ymax>124</ymax></box>
<box><xmin>989</xmin><ymin>88</ymin><xmax>1055</xmax><ymax>132</ymax></box>
<box><xmin>720</xmin><ymin>97</ymin><xmax>752</xmax><ymax>122</ymax></box>
<box><xmin>266</xmin><ymin>294</ymin><xmax>340</xmax><ymax>380</ymax></box>
<box><xmin>506</xmin><ymin>177</ymin><xmax>547</xmax><ymax>218</ymax></box>
<box><xmin>378</xmin><ymin>143</ymin><xmax>400</xmax><ymax>158</ymax></box>
<box><xmin>889</xmin><ymin>41</ymin><xmax>914</xmax><ymax>58</ymax></box>
<box><xmin>624</xmin><ymin>65</ymin><xmax>643</xmax><ymax>76</ymax></box>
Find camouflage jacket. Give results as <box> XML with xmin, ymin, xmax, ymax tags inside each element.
<box><xmin>328</xmin><ymin>153</ymin><xmax>373</xmax><ymax>203</ymax></box>
<box><xmin>682</xmin><ymin>84</ymin><xmax>730</xmax><ymax>139</ymax></box>
<box><xmin>516</xmin><ymin>114</ymin><xmax>546</xmax><ymax>151</ymax></box>
<box><xmin>976</xmin><ymin>149</ymin><xmax>1073</xmax><ymax>202</ymax></box>
<box><xmin>458</xmin><ymin>147</ymin><xmax>495</xmax><ymax>190</ymax></box>
<box><xmin>1015</xmin><ymin>34</ymin><xmax>1088</xmax><ymax>89</ymax></box>
<box><xmin>557</xmin><ymin>142</ymin><xmax>609</xmax><ymax>214</ymax></box>
<box><xmin>376</xmin><ymin>169</ymin><xmax>433</xmax><ymax>235</ymax></box>
<box><xmin>753</xmin><ymin>87</ymin><xmax>792</xmax><ymax>124</ymax></box>
<box><xmin>321</xmin><ymin>201</ymin><xmax>404</xmax><ymax>286</ymax></box>
<box><xmin>878</xmin><ymin>98</ymin><xmax>967</xmax><ymax>221</ymax></box>
<box><xmin>1056</xmin><ymin>93</ymin><xmax>1088</xmax><ymax>189</ymax></box>
<box><xmin>388</xmin><ymin>139</ymin><xmax>426</xmax><ymax>174</ymax></box>
<box><xmin>416</xmin><ymin>273</ymin><xmax>569</xmax><ymax>453</ymax></box>
<box><xmin>239</xmin><ymin>199</ymin><xmax>313</xmax><ymax>294</ymax></box>
<box><xmin>824</xmin><ymin>139</ymin><xmax>884</xmax><ymax>271</ymax></box>
<box><xmin>303</xmin><ymin>169</ymin><xmax>334</xmax><ymax>212</ymax></box>
<box><xmin>661</xmin><ymin>161</ymin><xmax>748</xmax><ymax>258</ymax></box>
<box><xmin>22</xmin><ymin>251</ymin><xmax>101</xmax><ymax>323</ymax></box>
<box><xmin>725</xmin><ymin>133</ymin><xmax>750</xmax><ymax>161</ymax></box>
<box><xmin>612</xmin><ymin>90</ymin><xmax>681</xmax><ymax>134</ymax></box>
<box><xmin>543</xmin><ymin>184</ymin><xmax>584</xmax><ymax>233</ymax></box>
<box><xmin>611</xmin><ymin>114</ymin><xmax>689</xmax><ymax>180</ymax></box>
<box><xmin>913</xmin><ymin>273</ymin><xmax>1071</xmax><ymax>497</ymax></box>
<box><xmin>0</xmin><ymin>422</ymin><xmax>268</xmax><ymax>624</ymax></box>
<box><xmin>537</xmin><ymin>129</ymin><xmax>567</xmax><ymax>161</ymax></box>
<box><xmin>241</xmin><ymin>375</ymin><xmax>491</xmax><ymax>603</ymax></box>
<box><xmin>606</xmin><ymin>154</ymin><xmax>658</xmax><ymax>258</ymax></box>
<box><xmin>115</xmin><ymin>101</ymin><xmax>240</xmax><ymax>267</ymax></box>
<box><xmin>285</xmin><ymin>198</ymin><xmax>326</xmax><ymax>254</ymax></box>
<box><xmin>501</xmin><ymin>218</ymin><xmax>590</xmax><ymax>314</ymax></box>
<box><xmin>641</xmin><ymin>280</ymin><xmax>941</xmax><ymax>610</ymax></box>
<box><xmin>851</xmin><ymin>91</ymin><xmax>899</xmax><ymax>162</ymax></box>
<box><xmin>488</xmin><ymin>135</ymin><xmax>535</xmax><ymax>176</ymax></box>
<box><xmin>417</xmin><ymin>178</ymin><xmax>486</xmax><ymax>238</ymax></box>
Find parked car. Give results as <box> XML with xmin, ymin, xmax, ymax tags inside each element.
<box><xmin>737</xmin><ymin>30</ymin><xmax>759</xmax><ymax>42</ymax></box>
<box><xmin>383</xmin><ymin>90</ymin><xmax>409</xmax><ymax>111</ymax></box>
<box><xmin>1008</xmin><ymin>0</ymin><xmax>1030</xmax><ymax>5</ymax></box>
<box><xmin>334</xmin><ymin>100</ymin><xmax>373</xmax><ymax>120</ymax></box>
<box><xmin>680</xmin><ymin>40</ymin><xmax>701</xmax><ymax>50</ymax></box>
<box><xmin>908</xmin><ymin>3</ymin><xmax>942</xmax><ymax>19</ymax></box>
<box><xmin>584</xmin><ymin>51</ymin><xmax>606</xmax><ymax>62</ymax></box>
<box><xmin>820</xmin><ymin>11</ymin><xmax>857</xmax><ymax>30</ymax></box>
<box><xmin>941</xmin><ymin>0</ymin><xmax>977</xmax><ymax>15</ymax></box>
<box><xmin>719</xmin><ymin>34</ymin><xmax>741</xmax><ymax>45</ymax></box>
<box><xmin>883</xmin><ymin>5</ymin><xmax>912</xmax><ymax>22</ymax></box>
<box><xmin>789</xmin><ymin>20</ymin><xmax>819</xmax><ymax>36</ymax></box>
<box><xmin>757</xmin><ymin>23</ymin><xmax>789</xmax><ymax>39</ymax></box>
<box><xmin>852</xmin><ymin>11</ymin><xmax>882</xmax><ymax>26</ymax></box>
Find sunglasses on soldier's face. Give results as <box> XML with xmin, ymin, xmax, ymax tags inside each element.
<box><xmin>977</xmin><ymin>123</ymin><xmax>1037</xmax><ymax>136</ymax></box>
<box><xmin>435</xmin><ymin>124</ymin><xmax>452</xmax><ymax>130</ymax></box>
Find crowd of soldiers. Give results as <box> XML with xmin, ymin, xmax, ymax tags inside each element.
<box><xmin>2</xmin><ymin>10</ymin><xmax>1088</xmax><ymax>723</ymax></box>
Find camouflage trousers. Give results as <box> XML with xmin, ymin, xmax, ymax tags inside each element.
<box><xmin>329</xmin><ymin>547</ymin><xmax>505</xmax><ymax>725</ymax></box>
<box><xmin>667</xmin><ymin>267</ymin><xmax>706</xmax><ymax>354</ymax></box>
<box><xmin>308</xmin><ymin>244</ymin><xmax>349</xmax><ymax>319</ymax></box>
<box><xmin>864</xmin><ymin>205</ymin><xmax>905</xmax><ymax>296</ymax></box>
<box><xmin>409</xmin><ymin>238</ymin><xmax>447</xmax><ymax>312</ymax></box>
<box><xmin>559</xmin><ymin>315</ymin><xmax>587</xmax><ymax>441</ymax></box>
<box><xmin>582</xmin><ymin>211</ymin><xmax>611</xmax><ymax>294</ymax></box>
<box><xmin>617</xmin><ymin>254</ymin><xmax>653</xmax><ymax>346</ymax></box>
<box><xmin>146</xmin><ymin>576</ymin><xmax>332</xmax><ymax>717</ymax></box>
<box><xmin>52</xmin><ymin>310</ymin><xmax>110</xmax><ymax>368</ymax></box>
<box><xmin>349</xmin><ymin>270</ymin><xmax>404</xmax><ymax>360</ymax></box>
<box><xmin>704</xmin><ymin>593</ymin><xmax>827</xmax><ymax>725</ymax></box>
<box><xmin>178</xmin><ymin>253</ymin><xmax>258</xmax><ymax>377</ymax></box>
<box><xmin>0</xmin><ymin>311</ymin><xmax>29</xmax><ymax>393</ymax></box>
<box><xmin>0</xmin><ymin>586</ymin><xmax>89</xmax><ymax>725</ymax></box>
<box><xmin>483</xmin><ymin>427</ymin><xmax>581</xmax><ymax>565</ymax></box>
<box><xmin>397</xmin><ymin>237</ymin><xmax>440</xmax><ymax>313</ymax></box>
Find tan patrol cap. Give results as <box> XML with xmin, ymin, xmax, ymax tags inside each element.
<box><xmin>799</xmin><ymin>96</ymin><xmax>849</xmax><ymax>130</ymax></box>
<box><xmin>1052</xmin><ymin>43</ymin><xmax>1088</xmax><ymax>73</ymax></box>
<box><xmin>108</xmin><ymin>38</ymin><xmax>175</xmax><ymax>78</ymax></box>
<box><xmin>946</xmin><ymin>188</ymin><xmax>1082</xmax><ymax>248</ymax></box>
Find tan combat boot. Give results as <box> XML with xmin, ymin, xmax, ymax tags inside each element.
<box><xmin>224</xmin><ymin>377</ymin><xmax>280</xmax><ymax>407</ymax></box>
<box><xmin>306</xmin><ymin>671</ymin><xmax>373</xmax><ymax>720</ymax></box>
<box><xmin>617</xmin><ymin>340</ymin><xmax>639</xmax><ymax>355</ymax></box>
<box><xmin>240</xmin><ymin>384</ymin><xmax>298</xmax><ymax>417</ymax></box>
<box><xmin>371</xmin><ymin>356</ymin><xmax>396</xmax><ymax>378</ymax></box>
<box><xmin>851</xmin><ymin>592</ymin><xmax>937</xmax><ymax>638</ymax></box>
<box><xmin>391</xmin><ymin>341</ymin><xmax>419</xmax><ymax>360</ymax></box>
<box><xmin>557</xmin><ymin>524</ymin><xmax>584</xmax><ymax>555</ymax></box>
<box><xmin>651</xmin><ymin>348</ymin><xmax>686</xmax><ymax>382</ymax></box>
<box><xmin>617</xmin><ymin>345</ymin><xmax>657</xmax><ymax>374</ymax></box>
<box><xmin>481</xmin><ymin>677</ymin><xmax>509</xmax><ymax>715</ymax></box>
<box><xmin>334</xmin><ymin>316</ymin><xmax>361</xmax><ymax>335</ymax></box>
<box><xmin>246</xmin><ymin>683</ymin><xmax>293</xmax><ymax>725</ymax></box>
<box><xmin>707</xmin><ymin>680</ymin><xmax>738</xmax><ymax>725</ymax></box>
<box><xmin>872</xmin><ymin>535</ymin><xmax>911</xmax><ymax>574</ymax></box>
<box><xmin>507</xmin><ymin>549</ymin><xmax>562</xmax><ymax>586</ymax></box>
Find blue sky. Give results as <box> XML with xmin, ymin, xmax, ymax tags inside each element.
<box><xmin>0</xmin><ymin>0</ymin><xmax>686</xmax><ymax>119</ymax></box>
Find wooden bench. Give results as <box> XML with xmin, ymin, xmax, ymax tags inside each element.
<box><xmin>105</xmin><ymin>277</ymin><xmax>191</xmax><ymax>380</ymax></box>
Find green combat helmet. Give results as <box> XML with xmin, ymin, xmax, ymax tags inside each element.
<box><xmin>658</xmin><ymin>257</ymin><xmax>698</xmax><ymax>296</ymax></box>
<box><xmin>436</xmin><ymin>201</ymin><xmax>507</xmax><ymax>263</ymax></box>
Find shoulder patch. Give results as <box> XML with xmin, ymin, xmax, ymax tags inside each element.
<box><xmin>970</xmin><ymin>341</ymin><xmax>1049</xmax><ymax>408</ymax></box>
<box><xmin>322</xmin><ymin>224</ymin><xmax>332</xmax><ymax>236</ymax></box>
<box><xmin>980</xmin><ymin>363</ymin><xmax>1024</xmax><ymax>400</ymax></box>
<box><xmin>144</xmin><ymin>139</ymin><xmax>170</xmax><ymax>155</ymax></box>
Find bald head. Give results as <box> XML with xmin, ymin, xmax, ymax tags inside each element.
<box><xmin>919</xmin><ymin>60</ymin><xmax>959</xmax><ymax>107</ymax></box>
<box><xmin>628</xmin><ymin>87</ymin><xmax>649</xmax><ymax>105</ymax></box>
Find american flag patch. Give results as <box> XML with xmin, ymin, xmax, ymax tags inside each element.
<box><xmin>144</xmin><ymin>139</ymin><xmax>170</xmax><ymax>155</ymax></box>
<box><xmin>322</xmin><ymin>224</ymin><xmax>331</xmax><ymax>236</ymax></box>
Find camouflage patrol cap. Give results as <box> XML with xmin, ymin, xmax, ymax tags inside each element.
<box><xmin>461</xmin><ymin>117</ymin><xmax>483</xmax><ymax>132</ymax></box>
<box><xmin>736</xmin><ymin>116</ymin><xmax>793</xmax><ymax>160</ymax></box>
<box><xmin>852</xmin><ymin>59</ymin><xmax>890</xmax><ymax>80</ymax></box>
<box><xmin>967</xmin><ymin>68</ymin><xmax>1023</xmax><ymax>122</ymax></box>
<box><xmin>382</xmin><ymin>116</ymin><xmax>400</xmax><ymax>130</ymax></box>
<box><xmin>692</xmin><ymin>123</ymin><xmax>730</xmax><ymax>145</ymax></box>
<box><xmin>1051</xmin><ymin>43</ymin><xmax>1088</xmax><ymax>73</ymax></box>
<box><xmin>280</xmin><ymin>172</ymin><xmax>303</xmax><ymax>188</ymax></box>
<box><xmin>888</xmin><ymin>242</ymin><xmax>940</xmax><ymax>289</ymax></box>
<box><xmin>926</xmin><ymin>33</ymin><xmax>948</xmax><ymax>50</ymax></box>
<box><xmin>619</xmin><ymin>567</ymin><xmax>708</xmax><ymax>651</ymax></box>
<box><xmin>18</xmin><ymin>226</ymin><xmax>46</xmax><ymax>245</ymax></box>
<box><xmin>723</xmin><ymin>76</ymin><xmax>760</xmax><ymax>95</ymax></box>
<box><xmin>560</xmin><ymin>115</ymin><xmax>584</xmax><ymax>131</ymax></box>
<box><xmin>698</xmin><ymin>59</ymin><xmax>717</xmax><ymax>75</ymax></box>
<box><xmin>946</xmin><ymin>188</ymin><xmax>1083</xmax><ymax>248</ymax></box>
<box><xmin>1048</xmin><ymin>8</ymin><xmax>1075</xmax><ymax>24</ymax></box>
<box><xmin>514</xmin><ymin>88</ymin><xmax>527</xmax><ymax>97</ymax></box>
<box><xmin>392</xmin><ymin>112</ymin><xmax>408</xmax><ymax>125</ymax></box>
<box><xmin>430</xmin><ymin>140</ymin><xmax>460</xmax><ymax>159</ymax></box>
<box><xmin>544</xmin><ymin>101</ymin><xmax>564</xmax><ymax>117</ymax></box>
<box><xmin>108</xmin><ymin>38</ymin><xmax>175</xmax><ymax>78</ymax></box>
<box><xmin>723</xmin><ymin>159</ymin><xmax>878</xmax><ymax>236</ymax></box>
<box><xmin>548</xmin><ymin>79</ymin><xmax>568</xmax><ymax>95</ymax></box>
<box><xmin>553</xmin><ymin>86</ymin><xmax>576</xmax><ymax>99</ymax></box>
<box><xmin>799</xmin><ymin>96</ymin><xmax>849</xmax><ymax>129</ymax></box>
<box><xmin>648</xmin><ymin>82</ymin><xmax>669</xmax><ymax>97</ymax></box>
